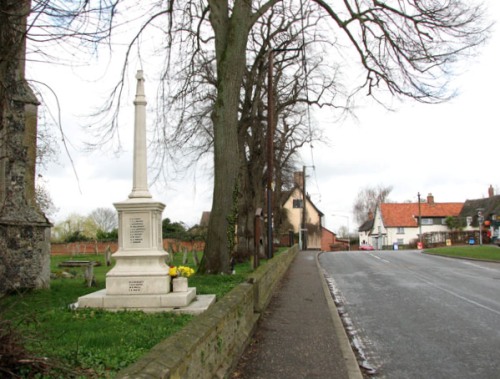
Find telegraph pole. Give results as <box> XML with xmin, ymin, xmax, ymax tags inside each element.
<box><xmin>267</xmin><ymin>46</ymin><xmax>302</xmax><ymax>257</ymax></box>
<box><xmin>266</xmin><ymin>50</ymin><xmax>275</xmax><ymax>259</ymax></box>
<box><xmin>302</xmin><ymin>165</ymin><xmax>306</xmax><ymax>250</ymax></box>
<box><xmin>418</xmin><ymin>192</ymin><xmax>422</xmax><ymax>244</ymax></box>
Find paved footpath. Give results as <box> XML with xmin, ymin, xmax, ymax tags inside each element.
<box><xmin>230</xmin><ymin>250</ymin><xmax>362</xmax><ymax>379</ymax></box>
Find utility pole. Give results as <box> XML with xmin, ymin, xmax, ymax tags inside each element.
<box><xmin>418</xmin><ymin>192</ymin><xmax>422</xmax><ymax>244</ymax></box>
<box><xmin>266</xmin><ymin>50</ymin><xmax>275</xmax><ymax>259</ymax></box>
<box><xmin>302</xmin><ymin>165</ymin><xmax>306</xmax><ymax>250</ymax></box>
<box><xmin>267</xmin><ymin>46</ymin><xmax>302</xmax><ymax>256</ymax></box>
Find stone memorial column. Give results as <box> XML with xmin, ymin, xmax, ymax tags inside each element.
<box><xmin>105</xmin><ymin>71</ymin><xmax>170</xmax><ymax>296</ymax></box>
<box><xmin>78</xmin><ymin>70</ymin><xmax>197</xmax><ymax>311</ymax></box>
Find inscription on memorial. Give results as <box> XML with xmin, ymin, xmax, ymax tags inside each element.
<box><xmin>129</xmin><ymin>217</ymin><xmax>145</xmax><ymax>244</ymax></box>
<box><xmin>129</xmin><ymin>280</ymin><xmax>144</xmax><ymax>292</ymax></box>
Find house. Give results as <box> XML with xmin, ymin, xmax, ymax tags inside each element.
<box><xmin>281</xmin><ymin>172</ymin><xmax>324</xmax><ymax>250</ymax></box>
<box><xmin>358</xmin><ymin>211</ymin><xmax>374</xmax><ymax>245</ymax></box>
<box><xmin>360</xmin><ymin>193</ymin><xmax>463</xmax><ymax>249</ymax></box>
<box><xmin>199</xmin><ymin>172</ymin><xmax>326</xmax><ymax>251</ymax></box>
<box><xmin>321</xmin><ymin>226</ymin><xmax>338</xmax><ymax>251</ymax></box>
<box><xmin>459</xmin><ymin>185</ymin><xmax>500</xmax><ymax>242</ymax></box>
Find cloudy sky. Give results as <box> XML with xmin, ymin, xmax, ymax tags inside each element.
<box><xmin>32</xmin><ymin>0</ymin><xmax>499</xmax><ymax>234</ymax></box>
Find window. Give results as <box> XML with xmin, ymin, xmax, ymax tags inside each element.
<box><xmin>397</xmin><ymin>227</ymin><xmax>405</xmax><ymax>234</ymax></box>
<box><xmin>397</xmin><ymin>238</ymin><xmax>404</xmax><ymax>245</ymax></box>
<box><xmin>421</xmin><ymin>218</ymin><xmax>433</xmax><ymax>225</ymax></box>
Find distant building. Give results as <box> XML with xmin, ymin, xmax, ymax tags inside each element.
<box><xmin>359</xmin><ymin>193</ymin><xmax>463</xmax><ymax>248</ymax></box>
<box><xmin>459</xmin><ymin>185</ymin><xmax>500</xmax><ymax>242</ymax></box>
<box><xmin>281</xmin><ymin>172</ymin><xmax>324</xmax><ymax>250</ymax></box>
<box><xmin>321</xmin><ymin>226</ymin><xmax>338</xmax><ymax>252</ymax></box>
<box><xmin>358</xmin><ymin>211</ymin><xmax>374</xmax><ymax>245</ymax></box>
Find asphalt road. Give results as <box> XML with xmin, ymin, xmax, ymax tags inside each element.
<box><xmin>319</xmin><ymin>250</ymin><xmax>500</xmax><ymax>379</ymax></box>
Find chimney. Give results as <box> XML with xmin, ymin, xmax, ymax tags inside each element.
<box><xmin>427</xmin><ymin>193</ymin><xmax>434</xmax><ymax>205</ymax></box>
<box><xmin>294</xmin><ymin>171</ymin><xmax>304</xmax><ymax>191</ymax></box>
<box><xmin>488</xmin><ymin>185</ymin><xmax>494</xmax><ymax>198</ymax></box>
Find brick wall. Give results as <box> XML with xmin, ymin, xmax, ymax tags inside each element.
<box><xmin>51</xmin><ymin>239</ymin><xmax>205</xmax><ymax>256</ymax></box>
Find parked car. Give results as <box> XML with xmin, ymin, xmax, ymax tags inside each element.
<box><xmin>360</xmin><ymin>244</ymin><xmax>374</xmax><ymax>251</ymax></box>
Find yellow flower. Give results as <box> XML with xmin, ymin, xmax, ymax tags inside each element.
<box><xmin>178</xmin><ymin>266</ymin><xmax>195</xmax><ymax>278</ymax></box>
<box><xmin>169</xmin><ymin>266</ymin><xmax>195</xmax><ymax>277</ymax></box>
<box><xmin>169</xmin><ymin>266</ymin><xmax>178</xmax><ymax>277</ymax></box>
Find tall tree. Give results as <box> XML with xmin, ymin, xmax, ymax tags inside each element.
<box><xmin>24</xmin><ymin>0</ymin><xmax>489</xmax><ymax>275</ymax></box>
<box><xmin>234</xmin><ymin>5</ymin><xmax>336</xmax><ymax>260</ymax></box>
<box><xmin>200</xmin><ymin>0</ymin><xmax>488</xmax><ymax>272</ymax></box>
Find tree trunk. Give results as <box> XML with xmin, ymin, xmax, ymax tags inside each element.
<box><xmin>199</xmin><ymin>0</ymin><xmax>252</xmax><ymax>274</ymax></box>
<box><xmin>235</xmin><ymin>152</ymin><xmax>265</xmax><ymax>261</ymax></box>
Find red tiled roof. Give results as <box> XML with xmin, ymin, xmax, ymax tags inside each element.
<box><xmin>380</xmin><ymin>202</ymin><xmax>463</xmax><ymax>227</ymax></box>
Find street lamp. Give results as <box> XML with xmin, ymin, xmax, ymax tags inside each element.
<box><xmin>332</xmin><ymin>214</ymin><xmax>350</xmax><ymax>251</ymax></box>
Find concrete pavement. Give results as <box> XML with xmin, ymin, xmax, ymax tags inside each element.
<box><xmin>230</xmin><ymin>250</ymin><xmax>363</xmax><ymax>379</ymax></box>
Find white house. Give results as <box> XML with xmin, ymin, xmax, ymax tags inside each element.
<box><xmin>359</xmin><ymin>193</ymin><xmax>463</xmax><ymax>249</ymax></box>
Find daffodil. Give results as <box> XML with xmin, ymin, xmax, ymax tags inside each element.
<box><xmin>169</xmin><ymin>266</ymin><xmax>195</xmax><ymax>277</ymax></box>
<box><xmin>178</xmin><ymin>266</ymin><xmax>195</xmax><ymax>278</ymax></box>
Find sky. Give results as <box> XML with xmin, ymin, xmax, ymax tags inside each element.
<box><xmin>30</xmin><ymin>0</ymin><xmax>499</xmax><ymax>235</ymax></box>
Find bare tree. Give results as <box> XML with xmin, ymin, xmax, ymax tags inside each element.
<box><xmin>204</xmin><ymin>0</ymin><xmax>487</xmax><ymax>272</ymax></box>
<box><xmin>353</xmin><ymin>184</ymin><xmax>393</xmax><ymax>225</ymax></box>
<box><xmin>313</xmin><ymin>0</ymin><xmax>489</xmax><ymax>103</ymax></box>
<box><xmin>16</xmin><ymin>0</ymin><xmax>489</xmax><ymax>275</ymax></box>
<box><xmin>234</xmin><ymin>5</ymin><xmax>339</xmax><ymax>260</ymax></box>
<box><xmin>88</xmin><ymin>207</ymin><xmax>118</xmax><ymax>233</ymax></box>
<box><xmin>35</xmin><ymin>180</ymin><xmax>58</xmax><ymax>219</ymax></box>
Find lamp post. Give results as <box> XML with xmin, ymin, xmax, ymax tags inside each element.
<box><xmin>332</xmin><ymin>214</ymin><xmax>350</xmax><ymax>251</ymax></box>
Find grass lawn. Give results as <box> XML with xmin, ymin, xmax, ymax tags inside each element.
<box><xmin>0</xmin><ymin>252</ymin><xmax>257</xmax><ymax>378</ymax></box>
<box><xmin>424</xmin><ymin>245</ymin><xmax>500</xmax><ymax>261</ymax></box>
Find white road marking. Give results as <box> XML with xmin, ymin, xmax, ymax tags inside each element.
<box><xmin>367</xmin><ymin>252</ymin><xmax>390</xmax><ymax>264</ymax></box>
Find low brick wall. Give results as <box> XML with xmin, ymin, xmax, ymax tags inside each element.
<box><xmin>116</xmin><ymin>245</ymin><xmax>299</xmax><ymax>379</ymax></box>
<box><xmin>51</xmin><ymin>239</ymin><xmax>205</xmax><ymax>256</ymax></box>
